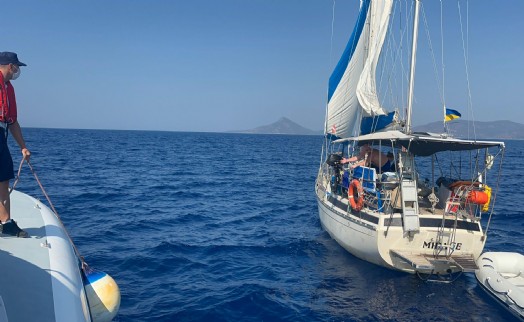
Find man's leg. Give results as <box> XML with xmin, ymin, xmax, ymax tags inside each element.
<box><xmin>0</xmin><ymin>180</ymin><xmax>9</xmax><ymax>223</ymax></box>
<box><xmin>0</xmin><ymin>179</ymin><xmax>28</xmax><ymax>238</ymax></box>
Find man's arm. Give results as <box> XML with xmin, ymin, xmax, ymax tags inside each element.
<box><xmin>342</xmin><ymin>156</ymin><xmax>358</xmax><ymax>163</ymax></box>
<box><xmin>8</xmin><ymin>121</ymin><xmax>30</xmax><ymax>160</ymax></box>
<box><xmin>350</xmin><ymin>159</ymin><xmax>367</xmax><ymax>168</ymax></box>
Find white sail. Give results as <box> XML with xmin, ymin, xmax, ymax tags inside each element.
<box><xmin>326</xmin><ymin>0</ymin><xmax>393</xmax><ymax>138</ymax></box>
<box><xmin>356</xmin><ymin>0</ymin><xmax>392</xmax><ymax>115</ymax></box>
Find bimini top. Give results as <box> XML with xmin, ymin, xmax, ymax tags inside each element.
<box><xmin>333</xmin><ymin>130</ymin><xmax>505</xmax><ymax>156</ymax></box>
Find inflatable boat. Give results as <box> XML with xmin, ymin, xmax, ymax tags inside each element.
<box><xmin>475</xmin><ymin>252</ymin><xmax>524</xmax><ymax>320</ymax></box>
<box><xmin>0</xmin><ymin>190</ymin><xmax>120</xmax><ymax>322</ymax></box>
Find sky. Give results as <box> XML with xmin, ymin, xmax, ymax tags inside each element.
<box><xmin>4</xmin><ymin>0</ymin><xmax>524</xmax><ymax>132</ymax></box>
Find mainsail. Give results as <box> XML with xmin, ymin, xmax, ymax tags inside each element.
<box><xmin>326</xmin><ymin>0</ymin><xmax>393</xmax><ymax>139</ymax></box>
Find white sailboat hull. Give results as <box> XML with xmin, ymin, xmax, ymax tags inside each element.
<box><xmin>316</xmin><ymin>175</ymin><xmax>486</xmax><ymax>275</ymax></box>
<box><xmin>317</xmin><ymin>195</ymin><xmax>385</xmax><ymax>267</ymax></box>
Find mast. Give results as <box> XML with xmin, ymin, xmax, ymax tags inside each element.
<box><xmin>406</xmin><ymin>0</ymin><xmax>421</xmax><ymax>134</ymax></box>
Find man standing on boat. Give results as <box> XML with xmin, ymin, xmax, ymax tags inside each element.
<box><xmin>0</xmin><ymin>52</ymin><xmax>30</xmax><ymax>238</ymax></box>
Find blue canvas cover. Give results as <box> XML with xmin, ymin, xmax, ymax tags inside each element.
<box><xmin>352</xmin><ymin>166</ymin><xmax>376</xmax><ymax>191</ymax></box>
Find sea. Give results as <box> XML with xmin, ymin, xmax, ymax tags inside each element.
<box><xmin>9</xmin><ymin>128</ymin><xmax>524</xmax><ymax>321</ymax></box>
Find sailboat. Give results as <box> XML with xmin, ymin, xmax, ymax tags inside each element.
<box><xmin>315</xmin><ymin>0</ymin><xmax>505</xmax><ymax>277</ymax></box>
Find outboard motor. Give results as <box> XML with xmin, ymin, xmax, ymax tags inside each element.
<box><xmin>327</xmin><ymin>153</ymin><xmax>343</xmax><ymax>166</ymax></box>
<box><xmin>327</xmin><ymin>153</ymin><xmax>343</xmax><ymax>193</ymax></box>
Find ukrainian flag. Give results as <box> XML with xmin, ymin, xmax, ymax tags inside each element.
<box><xmin>445</xmin><ymin>108</ymin><xmax>461</xmax><ymax>122</ymax></box>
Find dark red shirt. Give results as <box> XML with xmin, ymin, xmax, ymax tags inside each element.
<box><xmin>0</xmin><ymin>71</ymin><xmax>17</xmax><ymax>124</ymax></box>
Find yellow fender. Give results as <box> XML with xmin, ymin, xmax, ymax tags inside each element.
<box><xmin>84</xmin><ymin>268</ymin><xmax>121</xmax><ymax>322</ymax></box>
<box><xmin>482</xmin><ymin>185</ymin><xmax>492</xmax><ymax>212</ymax></box>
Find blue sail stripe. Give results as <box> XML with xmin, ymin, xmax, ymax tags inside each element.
<box><xmin>328</xmin><ymin>0</ymin><xmax>371</xmax><ymax>103</ymax></box>
<box><xmin>360</xmin><ymin>111</ymin><xmax>396</xmax><ymax>135</ymax></box>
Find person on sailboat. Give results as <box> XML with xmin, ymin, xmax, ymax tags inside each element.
<box><xmin>342</xmin><ymin>144</ymin><xmax>392</xmax><ymax>173</ymax></box>
<box><xmin>386</xmin><ymin>151</ymin><xmax>396</xmax><ymax>172</ymax></box>
<box><xmin>0</xmin><ymin>52</ymin><xmax>30</xmax><ymax>238</ymax></box>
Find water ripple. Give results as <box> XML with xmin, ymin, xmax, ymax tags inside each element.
<box><xmin>11</xmin><ymin>129</ymin><xmax>521</xmax><ymax>321</ymax></box>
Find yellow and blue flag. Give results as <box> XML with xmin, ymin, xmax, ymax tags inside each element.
<box><xmin>445</xmin><ymin>108</ymin><xmax>461</xmax><ymax>122</ymax></box>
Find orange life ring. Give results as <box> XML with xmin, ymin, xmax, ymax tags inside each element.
<box><xmin>348</xmin><ymin>179</ymin><xmax>364</xmax><ymax>211</ymax></box>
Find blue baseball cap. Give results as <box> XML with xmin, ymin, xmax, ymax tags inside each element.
<box><xmin>0</xmin><ymin>52</ymin><xmax>27</xmax><ymax>66</ymax></box>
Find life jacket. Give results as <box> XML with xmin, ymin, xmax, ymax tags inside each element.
<box><xmin>0</xmin><ymin>71</ymin><xmax>17</xmax><ymax>124</ymax></box>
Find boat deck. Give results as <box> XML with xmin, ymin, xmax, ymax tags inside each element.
<box><xmin>391</xmin><ymin>250</ymin><xmax>478</xmax><ymax>272</ymax></box>
<box><xmin>0</xmin><ymin>192</ymin><xmax>56</xmax><ymax>321</ymax></box>
<box><xmin>0</xmin><ymin>191</ymin><xmax>89</xmax><ymax>322</ymax></box>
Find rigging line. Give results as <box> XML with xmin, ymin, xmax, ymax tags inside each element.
<box><xmin>379</xmin><ymin>2</ymin><xmax>393</xmax><ymax>117</ymax></box>
<box><xmin>379</xmin><ymin>1</ymin><xmax>403</xmax><ymax>114</ymax></box>
<box><xmin>457</xmin><ymin>0</ymin><xmax>477</xmax><ymax>140</ymax></box>
<box><xmin>404</xmin><ymin>0</ymin><xmax>415</xmax><ymax>120</ymax></box>
<box><xmin>385</xmin><ymin>0</ymin><xmax>409</xmax><ymax>117</ymax></box>
<box><xmin>384</xmin><ymin>0</ymin><xmax>411</xmax><ymax>118</ymax></box>
<box><xmin>329</xmin><ymin>0</ymin><xmax>336</xmax><ymax>68</ymax></box>
<box><xmin>377</xmin><ymin>5</ymin><xmax>393</xmax><ymax>109</ymax></box>
<box><xmin>381</xmin><ymin>2</ymin><xmax>399</xmax><ymax>112</ymax></box>
<box><xmin>466</xmin><ymin>0</ymin><xmax>469</xmax><ymax>61</ymax></box>
<box><xmin>483</xmin><ymin>147</ymin><xmax>504</xmax><ymax>238</ymax></box>
<box><xmin>401</xmin><ymin>0</ymin><xmax>414</xmax><ymax>117</ymax></box>
<box><xmin>321</xmin><ymin>0</ymin><xmax>336</xmax><ymax>146</ymax></box>
<box><xmin>434</xmin><ymin>153</ymin><xmax>444</xmax><ymax>178</ymax></box>
<box><xmin>385</xmin><ymin>1</ymin><xmax>402</xmax><ymax>116</ymax></box>
<box><xmin>379</xmin><ymin>20</ymin><xmax>392</xmax><ymax>108</ymax></box>
<box><xmin>421</xmin><ymin>5</ymin><xmax>445</xmax><ymax>111</ymax></box>
<box><xmin>440</xmin><ymin>0</ymin><xmax>446</xmax><ymax>130</ymax></box>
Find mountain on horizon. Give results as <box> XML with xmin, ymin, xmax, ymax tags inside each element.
<box><xmin>233</xmin><ymin>117</ymin><xmax>321</xmax><ymax>135</ymax></box>
<box><xmin>233</xmin><ymin>117</ymin><xmax>523</xmax><ymax>139</ymax></box>
<box><xmin>413</xmin><ymin>120</ymin><xmax>524</xmax><ymax>140</ymax></box>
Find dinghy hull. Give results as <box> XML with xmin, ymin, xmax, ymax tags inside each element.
<box><xmin>475</xmin><ymin>252</ymin><xmax>524</xmax><ymax>320</ymax></box>
<box><xmin>0</xmin><ymin>190</ymin><xmax>91</xmax><ymax>321</ymax></box>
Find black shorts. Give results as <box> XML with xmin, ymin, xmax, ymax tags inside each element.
<box><xmin>0</xmin><ymin>128</ymin><xmax>14</xmax><ymax>182</ymax></box>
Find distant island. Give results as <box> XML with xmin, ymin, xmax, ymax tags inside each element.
<box><xmin>232</xmin><ymin>118</ymin><xmax>524</xmax><ymax>140</ymax></box>
<box><xmin>232</xmin><ymin>117</ymin><xmax>321</xmax><ymax>135</ymax></box>
<box><xmin>413</xmin><ymin>120</ymin><xmax>524</xmax><ymax>140</ymax></box>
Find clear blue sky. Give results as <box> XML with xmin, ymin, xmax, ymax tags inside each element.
<box><xmin>4</xmin><ymin>0</ymin><xmax>524</xmax><ymax>132</ymax></box>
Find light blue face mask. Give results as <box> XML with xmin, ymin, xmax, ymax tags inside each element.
<box><xmin>11</xmin><ymin>65</ymin><xmax>21</xmax><ymax>80</ymax></box>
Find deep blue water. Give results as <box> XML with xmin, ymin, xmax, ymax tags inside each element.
<box><xmin>9</xmin><ymin>129</ymin><xmax>524</xmax><ymax>321</ymax></box>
